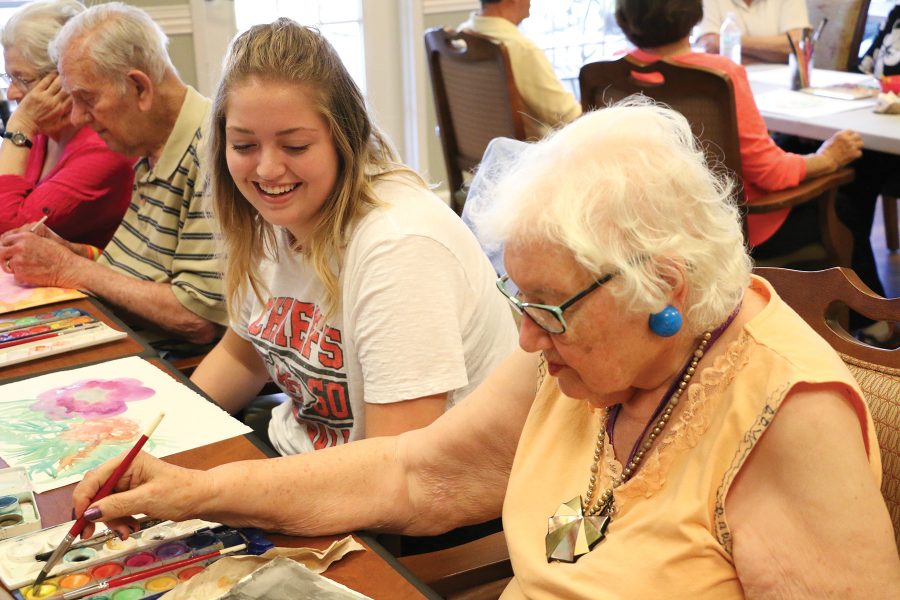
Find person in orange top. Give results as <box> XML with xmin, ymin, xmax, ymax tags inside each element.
<box><xmin>616</xmin><ymin>0</ymin><xmax>862</xmax><ymax>251</ymax></box>
<box><xmin>70</xmin><ymin>102</ymin><xmax>899</xmax><ymax>598</ymax></box>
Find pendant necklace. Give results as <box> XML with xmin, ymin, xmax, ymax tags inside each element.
<box><xmin>545</xmin><ymin>307</ymin><xmax>740</xmax><ymax>563</ymax></box>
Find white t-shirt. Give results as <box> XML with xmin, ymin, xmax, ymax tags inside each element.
<box><xmin>234</xmin><ymin>173</ymin><xmax>518</xmax><ymax>456</ymax></box>
<box><xmin>699</xmin><ymin>0</ymin><xmax>810</xmax><ymax>37</ymax></box>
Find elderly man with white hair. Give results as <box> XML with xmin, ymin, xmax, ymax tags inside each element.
<box><xmin>0</xmin><ymin>2</ymin><xmax>226</xmax><ymax>358</ymax></box>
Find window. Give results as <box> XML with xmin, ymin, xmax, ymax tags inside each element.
<box><xmin>520</xmin><ymin>0</ymin><xmax>627</xmax><ymax>97</ymax></box>
<box><xmin>233</xmin><ymin>0</ymin><xmax>366</xmax><ymax>94</ymax></box>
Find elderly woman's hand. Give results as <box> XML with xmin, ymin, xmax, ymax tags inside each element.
<box><xmin>804</xmin><ymin>129</ymin><xmax>864</xmax><ymax>179</ymax></box>
<box><xmin>6</xmin><ymin>73</ymin><xmax>72</xmax><ymax>135</ymax></box>
<box><xmin>816</xmin><ymin>130</ymin><xmax>864</xmax><ymax>169</ymax></box>
<box><xmin>74</xmin><ymin>452</ymin><xmax>213</xmax><ymax>540</ymax></box>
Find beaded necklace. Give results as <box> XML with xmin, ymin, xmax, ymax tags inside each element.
<box><xmin>545</xmin><ymin>307</ymin><xmax>739</xmax><ymax>563</ymax></box>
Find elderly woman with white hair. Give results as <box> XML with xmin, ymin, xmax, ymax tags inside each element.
<box><xmin>0</xmin><ymin>0</ymin><xmax>131</xmax><ymax>247</ymax></box>
<box><xmin>72</xmin><ymin>102</ymin><xmax>899</xmax><ymax>598</ymax></box>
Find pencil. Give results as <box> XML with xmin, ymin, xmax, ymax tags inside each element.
<box><xmin>29</xmin><ymin>214</ymin><xmax>49</xmax><ymax>233</ymax></box>
<box><xmin>31</xmin><ymin>412</ymin><xmax>166</xmax><ymax>588</ymax></box>
<box><xmin>42</xmin><ymin>544</ymin><xmax>246</xmax><ymax>600</ymax></box>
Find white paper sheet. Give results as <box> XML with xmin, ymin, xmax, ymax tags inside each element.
<box><xmin>746</xmin><ymin>65</ymin><xmax>875</xmax><ymax>89</ymax></box>
<box><xmin>753</xmin><ymin>89</ymin><xmax>877</xmax><ymax>118</ymax></box>
<box><xmin>0</xmin><ymin>356</ymin><xmax>251</xmax><ymax>492</ymax></box>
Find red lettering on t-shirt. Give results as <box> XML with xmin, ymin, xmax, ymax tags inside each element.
<box><xmin>289</xmin><ymin>301</ymin><xmax>315</xmax><ymax>352</ymax></box>
<box><xmin>247</xmin><ymin>298</ymin><xmax>274</xmax><ymax>336</ymax></box>
<box><xmin>318</xmin><ymin>327</ymin><xmax>344</xmax><ymax>369</ymax></box>
<box><xmin>301</xmin><ymin>311</ymin><xmax>323</xmax><ymax>360</ymax></box>
<box><xmin>261</xmin><ymin>297</ymin><xmax>291</xmax><ymax>342</ymax></box>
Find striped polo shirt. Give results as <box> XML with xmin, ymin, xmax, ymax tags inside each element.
<box><xmin>99</xmin><ymin>86</ymin><xmax>226</xmax><ymax>351</ymax></box>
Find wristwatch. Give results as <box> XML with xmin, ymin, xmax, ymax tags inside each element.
<box><xmin>1</xmin><ymin>130</ymin><xmax>33</xmax><ymax>148</ymax></box>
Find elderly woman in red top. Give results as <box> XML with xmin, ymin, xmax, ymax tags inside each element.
<box><xmin>0</xmin><ymin>0</ymin><xmax>131</xmax><ymax>249</ymax></box>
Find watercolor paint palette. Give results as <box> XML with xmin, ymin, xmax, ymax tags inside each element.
<box><xmin>0</xmin><ymin>517</ymin><xmax>272</xmax><ymax>597</ymax></box>
<box><xmin>0</xmin><ymin>467</ymin><xmax>41</xmax><ymax>541</ymax></box>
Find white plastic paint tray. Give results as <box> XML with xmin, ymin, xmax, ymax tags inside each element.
<box><xmin>0</xmin><ymin>466</ymin><xmax>41</xmax><ymax>541</ymax></box>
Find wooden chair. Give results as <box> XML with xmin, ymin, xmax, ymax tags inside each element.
<box><xmin>398</xmin><ymin>531</ymin><xmax>511</xmax><ymax>600</ymax></box>
<box><xmin>754</xmin><ymin>266</ymin><xmax>900</xmax><ymax>548</ymax></box>
<box><xmin>579</xmin><ymin>55</ymin><xmax>855</xmax><ymax>267</ymax></box>
<box><xmin>807</xmin><ymin>0</ymin><xmax>872</xmax><ymax>71</ymax></box>
<box><xmin>424</xmin><ymin>28</ymin><xmax>527</xmax><ymax>214</ymax></box>
<box><xmin>169</xmin><ymin>354</ymin><xmax>205</xmax><ymax>377</ymax></box>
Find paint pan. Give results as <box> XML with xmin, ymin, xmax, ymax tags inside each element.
<box><xmin>16</xmin><ymin>553</ymin><xmax>238</xmax><ymax>600</ymax></box>
<box><xmin>0</xmin><ymin>495</ymin><xmax>19</xmax><ymax>514</ymax></box>
<box><xmin>1</xmin><ymin>518</ymin><xmax>218</xmax><ymax>591</ymax></box>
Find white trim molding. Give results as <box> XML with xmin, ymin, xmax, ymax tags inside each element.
<box><xmin>424</xmin><ymin>1</ymin><xmax>479</xmax><ymax>15</ymax></box>
<box><xmin>400</xmin><ymin>0</ymin><xmax>430</xmax><ymax>173</ymax></box>
<box><xmin>143</xmin><ymin>5</ymin><xmax>193</xmax><ymax>36</ymax></box>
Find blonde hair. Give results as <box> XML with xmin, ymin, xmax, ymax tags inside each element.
<box><xmin>210</xmin><ymin>18</ymin><xmax>417</xmax><ymax>320</ymax></box>
<box><xmin>472</xmin><ymin>99</ymin><xmax>751</xmax><ymax>334</ymax></box>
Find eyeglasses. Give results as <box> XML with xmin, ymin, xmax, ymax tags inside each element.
<box><xmin>496</xmin><ymin>272</ymin><xmax>615</xmax><ymax>335</ymax></box>
<box><xmin>0</xmin><ymin>72</ymin><xmax>42</xmax><ymax>91</ymax></box>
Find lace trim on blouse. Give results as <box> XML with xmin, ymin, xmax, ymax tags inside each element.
<box><xmin>597</xmin><ymin>331</ymin><xmax>752</xmax><ymax>505</ymax></box>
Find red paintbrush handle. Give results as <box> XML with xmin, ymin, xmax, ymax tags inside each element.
<box><xmin>69</xmin><ymin>413</ymin><xmax>165</xmax><ymax>537</ymax></box>
<box><xmin>112</xmin><ymin>551</ymin><xmax>213</xmax><ymax>587</ymax></box>
<box><xmin>109</xmin><ymin>544</ymin><xmax>246</xmax><ymax>590</ymax></box>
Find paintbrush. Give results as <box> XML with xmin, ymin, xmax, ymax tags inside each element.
<box><xmin>31</xmin><ymin>412</ymin><xmax>165</xmax><ymax>588</ymax></box>
<box><xmin>33</xmin><ymin>518</ymin><xmax>165</xmax><ymax>562</ymax></box>
<box><xmin>0</xmin><ymin>322</ymin><xmax>105</xmax><ymax>351</ymax></box>
<box><xmin>41</xmin><ymin>543</ymin><xmax>246</xmax><ymax>600</ymax></box>
<box><xmin>29</xmin><ymin>214</ymin><xmax>49</xmax><ymax>233</ymax></box>
<box><xmin>812</xmin><ymin>17</ymin><xmax>828</xmax><ymax>44</ymax></box>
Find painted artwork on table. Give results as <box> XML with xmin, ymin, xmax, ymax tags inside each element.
<box><xmin>0</xmin><ymin>271</ymin><xmax>86</xmax><ymax>315</ymax></box>
<box><xmin>0</xmin><ymin>356</ymin><xmax>251</xmax><ymax>492</ymax></box>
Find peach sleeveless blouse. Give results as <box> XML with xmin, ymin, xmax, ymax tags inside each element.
<box><xmin>500</xmin><ymin>276</ymin><xmax>880</xmax><ymax>599</ymax></box>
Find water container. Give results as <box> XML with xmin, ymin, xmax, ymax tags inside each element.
<box><xmin>719</xmin><ymin>12</ymin><xmax>742</xmax><ymax>64</ymax></box>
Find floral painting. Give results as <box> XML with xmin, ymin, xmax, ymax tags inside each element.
<box><xmin>0</xmin><ymin>357</ymin><xmax>251</xmax><ymax>492</ymax></box>
<box><xmin>0</xmin><ymin>271</ymin><xmax>86</xmax><ymax>315</ymax></box>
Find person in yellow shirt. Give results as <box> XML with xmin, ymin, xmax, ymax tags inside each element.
<box><xmin>459</xmin><ymin>0</ymin><xmax>581</xmax><ymax>139</ymax></box>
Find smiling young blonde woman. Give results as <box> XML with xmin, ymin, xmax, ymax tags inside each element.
<box><xmin>189</xmin><ymin>19</ymin><xmax>517</xmax><ymax>454</ymax></box>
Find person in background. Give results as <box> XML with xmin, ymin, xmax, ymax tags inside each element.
<box><xmin>860</xmin><ymin>2</ymin><xmax>900</xmax><ymax>80</ymax></box>
<box><xmin>187</xmin><ymin>19</ymin><xmax>517</xmax><ymax>454</ymax></box>
<box><xmin>459</xmin><ymin>0</ymin><xmax>581</xmax><ymax>139</ymax></box>
<box><xmin>617</xmin><ymin>0</ymin><xmax>863</xmax><ymax>247</ymax></box>
<box><xmin>72</xmin><ymin>101</ymin><xmax>900</xmax><ymax>598</ymax></box>
<box><xmin>0</xmin><ymin>2</ymin><xmax>226</xmax><ymax>358</ymax></box>
<box><xmin>0</xmin><ymin>0</ymin><xmax>132</xmax><ymax>249</ymax></box>
<box><xmin>696</xmin><ymin>0</ymin><xmax>809</xmax><ymax>63</ymax></box>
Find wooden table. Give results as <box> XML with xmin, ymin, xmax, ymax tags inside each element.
<box><xmin>0</xmin><ymin>306</ymin><xmax>437</xmax><ymax>599</ymax></box>
<box><xmin>747</xmin><ymin>64</ymin><xmax>900</xmax><ymax>155</ymax></box>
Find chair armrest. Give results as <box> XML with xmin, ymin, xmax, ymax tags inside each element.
<box><xmin>398</xmin><ymin>531</ymin><xmax>512</xmax><ymax>597</ymax></box>
<box><xmin>169</xmin><ymin>353</ymin><xmax>206</xmax><ymax>377</ymax></box>
<box><xmin>748</xmin><ymin>168</ymin><xmax>855</xmax><ymax>214</ymax></box>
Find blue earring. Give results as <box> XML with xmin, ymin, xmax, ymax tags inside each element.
<box><xmin>649</xmin><ymin>305</ymin><xmax>682</xmax><ymax>337</ymax></box>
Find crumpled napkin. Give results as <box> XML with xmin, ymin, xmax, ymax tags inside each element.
<box><xmin>159</xmin><ymin>535</ymin><xmax>365</xmax><ymax>600</ymax></box>
<box><xmin>874</xmin><ymin>92</ymin><xmax>900</xmax><ymax>114</ymax></box>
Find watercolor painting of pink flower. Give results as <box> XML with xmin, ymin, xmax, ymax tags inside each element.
<box><xmin>31</xmin><ymin>378</ymin><xmax>156</xmax><ymax>420</ymax></box>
